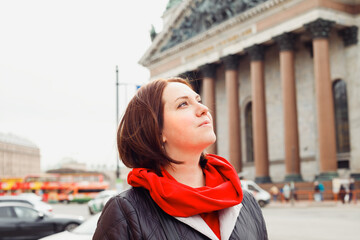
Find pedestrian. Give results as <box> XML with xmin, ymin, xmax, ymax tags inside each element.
<box><xmin>314</xmin><ymin>181</ymin><xmax>321</xmax><ymax>202</ymax></box>
<box><xmin>290</xmin><ymin>181</ymin><xmax>298</xmax><ymax>201</ymax></box>
<box><xmin>270</xmin><ymin>185</ymin><xmax>280</xmax><ymax>202</ymax></box>
<box><xmin>282</xmin><ymin>183</ymin><xmax>291</xmax><ymax>202</ymax></box>
<box><xmin>338</xmin><ymin>184</ymin><xmax>346</xmax><ymax>204</ymax></box>
<box><xmin>318</xmin><ymin>181</ymin><xmax>325</xmax><ymax>201</ymax></box>
<box><xmin>93</xmin><ymin>78</ymin><xmax>268</xmax><ymax>240</ymax></box>
<box><xmin>348</xmin><ymin>179</ymin><xmax>355</xmax><ymax>203</ymax></box>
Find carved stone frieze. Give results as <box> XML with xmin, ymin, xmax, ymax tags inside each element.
<box><xmin>338</xmin><ymin>26</ymin><xmax>358</xmax><ymax>47</ymax></box>
<box><xmin>273</xmin><ymin>32</ymin><xmax>297</xmax><ymax>51</ymax></box>
<box><xmin>161</xmin><ymin>0</ymin><xmax>269</xmax><ymax>52</ymax></box>
<box><xmin>304</xmin><ymin>18</ymin><xmax>335</xmax><ymax>39</ymax></box>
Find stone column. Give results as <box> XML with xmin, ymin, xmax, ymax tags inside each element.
<box><xmin>274</xmin><ymin>33</ymin><xmax>303</xmax><ymax>182</ymax></box>
<box><xmin>221</xmin><ymin>55</ymin><xmax>242</xmax><ymax>173</ymax></box>
<box><xmin>305</xmin><ymin>18</ymin><xmax>338</xmax><ymax>180</ymax></box>
<box><xmin>246</xmin><ymin>44</ymin><xmax>271</xmax><ymax>183</ymax></box>
<box><xmin>199</xmin><ymin>63</ymin><xmax>217</xmax><ymax>154</ymax></box>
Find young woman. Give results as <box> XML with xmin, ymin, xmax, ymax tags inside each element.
<box><xmin>93</xmin><ymin>77</ymin><xmax>268</xmax><ymax>240</ymax></box>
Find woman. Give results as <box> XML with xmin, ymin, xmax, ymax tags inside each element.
<box><xmin>93</xmin><ymin>77</ymin><xmax>268</xmax><ymax>240</ymax></box>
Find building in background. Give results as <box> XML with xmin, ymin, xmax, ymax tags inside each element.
<box><xmin>140</xmin><ymin>0</ymin><xmax>360</xmax><ymax>182</ymax></box>
<box><xmin>0</xmin><ymin>132</ymin><xmax>41</xmax><ymax>178</ymax></box>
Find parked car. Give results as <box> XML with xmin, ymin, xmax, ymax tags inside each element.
<box><xmin>241</xmin><ymin>180</ymin><xmax>271</xmax><ymax>207</ymax></box>
<box><xmin>0</xmin><ymin>202</ymin><xmax>84</xmax><ymax>240</ymax></box>
<box><xmin>17</xmin><ymin>193</ymin><xmax>43</xmax><ymax>201</ymax></box>
<box><xmin>87</xmin><ymin>190</ymin><xmax>117</xmax><ymax>215</ymax></box>
<box><xmin>0</xmin><ymin>195</ymin><xmax>53</xmax><ymax>213</ymax></box>
<box><xmin>39</xmin><ymin>212</ymin><xmax>101</xmax><ymax>240</ymax></box>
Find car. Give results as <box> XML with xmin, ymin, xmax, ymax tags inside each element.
<box><xmin>17</xmin><ymin>192</ymin><xmax>43</xmax><ymax>201</ymax></box>
<box><xmin>87</xmin><ymin>190</ymin><xmax>117</xmax><ymax>215</ymax></box>
<box><xmin>0</xmin><ymin>202</ymin><xmax>84</xmax><ymax>240</ymax></box>
<box><xmin>0</xmin><ymin>195</ymin><xmax>53</xmax><ymax>213</ymax></box>
<box><xmin>39</xmin><ymin>212</ymin><xmax>101</xmax><ymax>240</ymax></box>
<box><xmin>240</xmin><ymin>180</ymin><xmax>271</xmax><ymax>207</ymax></box>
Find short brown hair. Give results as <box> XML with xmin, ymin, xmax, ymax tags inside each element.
<box><xmin>117</xmin><ymin>77</ymin><xmax>206</xmax><ymax>176</ymax></box>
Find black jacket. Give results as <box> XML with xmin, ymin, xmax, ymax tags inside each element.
<box><xmin>93</xmin><ymin>187</ymin><xmax>268</xmax><ymax>240</ymax></box>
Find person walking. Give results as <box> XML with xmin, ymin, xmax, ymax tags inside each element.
<box><xmin>348</xmin><ymin>179</ymin><xmax>355</xmax><ymax>203</ymax></box>
<box><xmin>282</xmin><ymin>183</ymin><xmax>291</xmax><ymax>202</ymax></box>
<box><xmin>270</xmin><ymin>185</ymin><xmax>280</xmax><ymax>202</ymax></box>
<box><xmin>93</xmin><ymin>78</ymin><xmax>268</xmax><ymax>240</ymax></box>
<box><xmin>318</xmin><ymin>181</ymin><xmax>325</xmax><ymax>201</ymax></box>
<box><xmin>338</xmin><ymin>184</ymin><xmax>347</xmax><ymax>204</ymax></box>
<box><xmin>314</xmin><ymin>181</ymin><xmax>321</xmax><ymax>202</ymax></box>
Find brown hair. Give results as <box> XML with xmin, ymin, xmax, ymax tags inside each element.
<box><xmin>117</xmin><ymin>77</ymin><xmax>207</xmax><ymax>176</ymax></box>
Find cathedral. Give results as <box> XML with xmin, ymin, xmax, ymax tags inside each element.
<box><xmin>140</xmin><ymin>0</ymin><xmax>360</xmax><ymax>183</ymax></box>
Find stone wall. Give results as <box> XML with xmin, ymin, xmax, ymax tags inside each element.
<box><xmin>0</xmin><ymin>141</ymin><xmax>41</xmax><ymax>178</ymax></box>
<box><xmin>347</xmin><ymin>15</ymin><xmax>360</xmax><ymax>175</ymax></box>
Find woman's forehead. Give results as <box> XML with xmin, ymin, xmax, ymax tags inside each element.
<box><xmin>163</xmin><ymin>82</ymin><xmax>196</xmax><ymax>99</ymax></box>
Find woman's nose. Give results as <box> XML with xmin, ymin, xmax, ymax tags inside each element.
<box><xmin>196</xmin><ymin>102</ymin><xmax>209</xmax><ymax>116</ymax></box>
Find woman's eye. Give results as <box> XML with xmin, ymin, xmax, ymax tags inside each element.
<box><xmin>178</xmin><ymin>101</ymin><xmax>188</xmax><ymax>108</ymax></box>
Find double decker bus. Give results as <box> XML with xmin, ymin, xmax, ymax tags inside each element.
<box><xmin>1</xmin><ymin>173</ymin><xmax>109</xmax><ymax>203</ymax></box>
<box><xmin>57</xmin><ymin>173</ymin><xmax>109</xmax><ymax>203</ymax></box>
<box><xmin>0</xmin><ymin>178</ymin><xmax>24</xmax><ymax>196</ymax></box>
<box><xmin>23</xmin><ymin>173</ymin><xmax>109</xmax><ymax>203</ymax></box>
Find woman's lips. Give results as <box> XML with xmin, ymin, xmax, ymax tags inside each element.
<box><xmin>199</xmin><ymin>120</ymin><xmax>211</xmax><ymax>127</ymax></box>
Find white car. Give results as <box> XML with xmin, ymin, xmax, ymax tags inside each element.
<box><xmin>0</xmin><ymin>195</ymin><xmax>53</xmax><ymax>213</ymax></box>
<box><xmin>87</xmin><ymin>190</ymin><xmax>118</xmax><ymax>215</ymax></box>
<box><xmin>39</xmin><ymin>212</ymin><xmax>100</xmax><ymax>240</ymax></box>
<box><xmin>18</xmin><ymin>192</ymin><xmax>43</xmax><ymax>201</ymax></box>
<box><xmin>241</xmin><ymin>180</ymin><xmax>271</xmax><ymax>207</ymax></box>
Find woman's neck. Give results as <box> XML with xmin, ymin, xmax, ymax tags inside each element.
<box><xmin>164</xmin><ymin>152</ymin><xmax>205</xmax><ymax>188</ymax></box>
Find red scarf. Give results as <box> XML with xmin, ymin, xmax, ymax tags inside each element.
<box><xmin>127</xmin><ymin>154</ymin><xmax>243</xmax><ymax>218</ymax></box>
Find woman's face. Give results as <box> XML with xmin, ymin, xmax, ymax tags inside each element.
<box><xmin>161</xmin><ymin>82</ymin><xmax>216</xmax><ymax>154</ymax></box>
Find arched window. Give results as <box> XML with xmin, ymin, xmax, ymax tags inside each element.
<box><xmin>333</xmin><ymin>79</ymin><xmax>351</xmax><ymax>154</ymax></box>
<box><xmin>245</xmin><ymin>102</ymin><xmax>254</xmax><ymax>162</ymax></box>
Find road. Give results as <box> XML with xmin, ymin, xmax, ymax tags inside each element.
<box><xmin>50</xmin><ymin>201</ymin><xmax>360</xmax><ymax>240</ymax></box>
<box><xmin>262</xmin><ymin>201</ymin><xmax>360</xmax><ymax>240</ymax></box>
<box><xmin>51</xmin><ymin>202</ymin><xmax>91</xmax><ymax>220</ymax></box>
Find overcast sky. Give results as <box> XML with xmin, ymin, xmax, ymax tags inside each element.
<box><xmin>0</xmin><ymin>0</ymin><xmax>168</xmax><ymax>171</ymax></box>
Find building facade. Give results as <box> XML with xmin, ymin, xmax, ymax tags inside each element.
<box><xmin>139</xmin><ymin>0</ymin><xmax>360</xmax><ymax>182</ymax></box>
<box><xmin>0</xmin><ymin>133</ymin><xmax>41</xmax><ymax>178</ymax></box>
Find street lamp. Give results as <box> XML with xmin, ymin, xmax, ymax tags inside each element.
<box><xmin>116</xmin><ymin>66</ymin><xmax>120</xmax><ymax>180</ymax></box>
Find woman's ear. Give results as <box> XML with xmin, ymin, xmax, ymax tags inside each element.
<box><xmin>162</xmin><ymin>135</ymin><xmax>167</xmax><ymax>144</ymax></box>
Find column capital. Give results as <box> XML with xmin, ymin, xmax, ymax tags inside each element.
<box><xmin>221</xmin><ymin>54</ymin><xmax>239</xmax><ymax>70</ymax></box>
<box><xmin>273</xmin><ymin>32</ymin><xmax>297</xmax><ymax>51</ymax></box>
<box><xmin>178</xmin><ymin>71</ymin><xmax>194</xmax><ymax>80</ymax></box>
<box><xmin>199</xmin><ymin>63</ymin><xmax>217</xmax><ymax>78</ymax></box>
<box><xmin>338</xmin><ymin>26</ymin><xmax>358</xmax><ymax>47</ymax></box>
<box><xmin>246</xmin><ymin>44</ymin><xmax>265</xmax><ymax>61</ymax></box>
<box><xmin>304</xmin><ymin>18</ymin><xmax>335</xmax><ymax>39</ymax></box>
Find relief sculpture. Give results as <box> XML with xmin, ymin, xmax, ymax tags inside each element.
<box><xmin>161</xmin><ymin>0</ymin><xmax>268</xmax><ymax>51</ymax></box>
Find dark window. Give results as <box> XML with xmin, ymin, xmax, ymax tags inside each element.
<box><xmin>333</xmin><ymin>80</ymin><xmax>351</xmax><ymax>154</ymax></box>
<box><xmin>248</xmin><ymin>185</ymin><xmax>259</xmax><ymax>193</ymax></box>
<box><xmin>245</xmin><ymin>102</ymin><xmax>254</xmax><ymax>162</ymax></box>
<box><xmin>337</xmin><ymin>160</ymin><xmax>350</xmax><ymax>169</ymax></box>
<box><xmin>0</xmin><ymin>207</ymin><xmax>13</xmax><ymax>218</ymax></box>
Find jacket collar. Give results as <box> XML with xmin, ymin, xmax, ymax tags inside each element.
<box><xmin>175</xmin><ymin>203</ymin><xmax>243</xmax><ymax>240</ymax></box>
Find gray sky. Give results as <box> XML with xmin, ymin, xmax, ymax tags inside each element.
<box><xmin>0</xmin><ymin>0</ymin><xmax>168</xmax><ymax>170</ymax></box>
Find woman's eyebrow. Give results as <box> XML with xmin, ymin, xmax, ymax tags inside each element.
<box><xmin>174</xmin><ymin>94</ymin><xmax>200</xmax><ymax>102</ymax></box>
<box><xmin>174</xmin><ymin>96</ymin><xmax>189</xmax><ymax>102</ymax></box>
